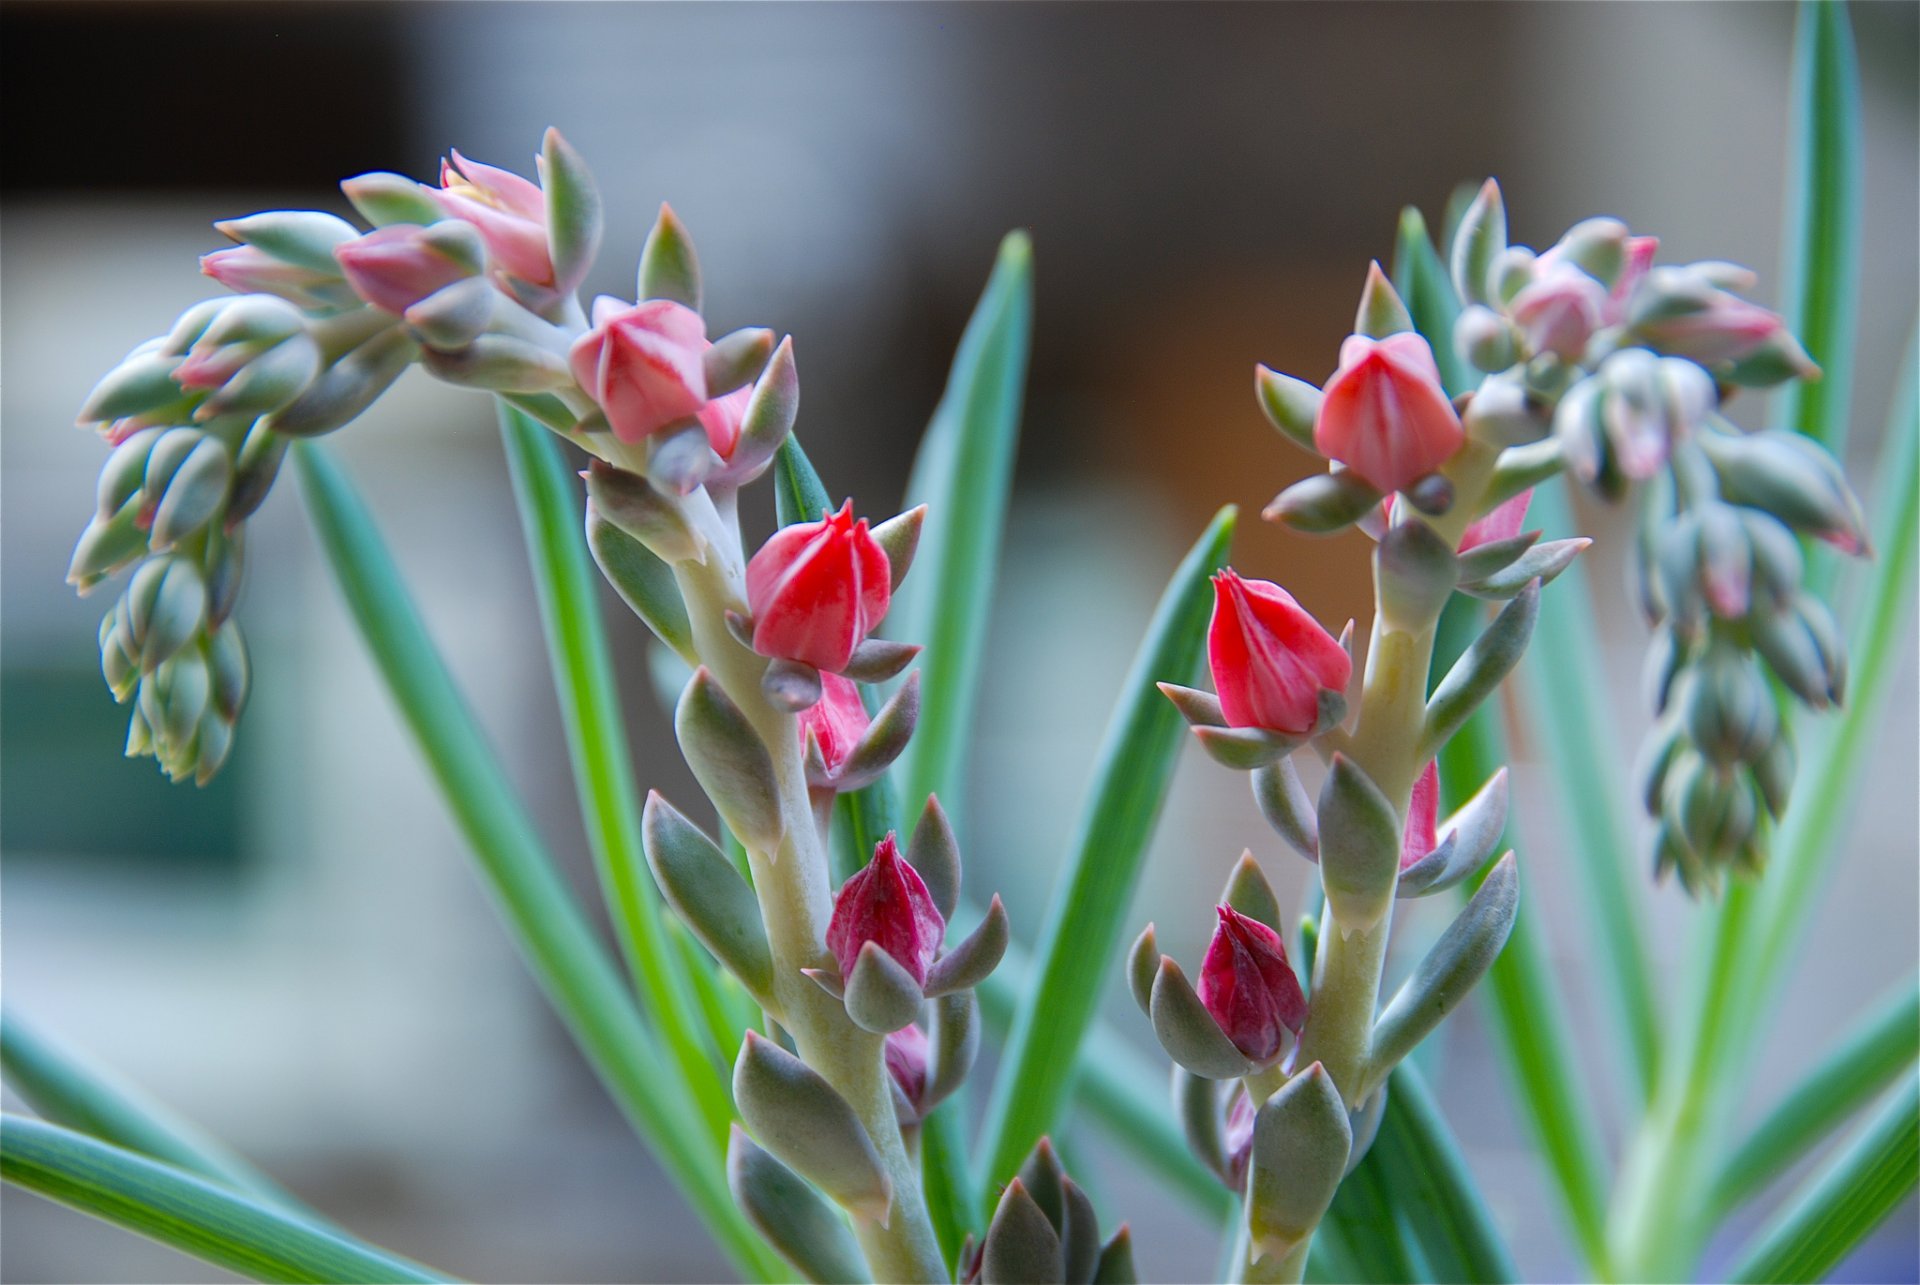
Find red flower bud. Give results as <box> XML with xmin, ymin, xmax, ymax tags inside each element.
<box><xmin>1314</xmin><ymin>332</ymin><xmax>1464</xmax><ymax>494</ymax></box>
<box><xmin>1197</xmin><ymin>905</ymin><xmax>1307</xmax><ymax>1066</ymax></box>
<box><xmin>1401</xmin><ymin>759</ymin><xmax>1439</xmax><ymax>869</ymax></box>
<box><xmin>884</xmin><ymin>1023</ymin><xmax>929</xmax><ymax>1110</ymax></box>
<box><xmin>826</xmin><ymin>834</ymin><xmax>944</xmax><ymax>987</ymax></box>
<box><xmin>1459</xmin><ymin>489</ymin><xmax>1532</xmax><ymax>553</ymax></box>
<box><xmin>1207</xmin><ymin>569</ymin><xmax>1351</xmax><ymax>735</ymax></box>
<box><xmin>1509</xmin><ymin>265</ymin><xmax>1607</xmax><ymax>361</ymax></box>
<box><xmin>334</xmin><ymin>225</ymin><xmax>476</xmax><ymax>316</ymax></box>
<box><xmin>746</xmin><ymin>501</ymin><xmax>892</xmax><ymax>673</ymax></box>
<box><xmin>428</xmin><ymin>148</ymin><xmax>553</xmax><ymax>286</ymax></box>
<box><xmin>799</xmin><ymin>672</ymin><xmax>871</xmax><ymax>776</ymax></box>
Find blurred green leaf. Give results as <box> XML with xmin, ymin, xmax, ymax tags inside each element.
<box><xmin>1390</xmin><ymin>205</ymin><xmax>1469</xmax><ymax>396</ymax></box>
<box><xmin>1726</xmin><ymin>1072</ymin><xmax>1919</xmax><ymax>1285</ymax></box>
<box><xmin>973</xmin><ymin>505</ymin><xmax>1236</xmax><ymax>1202</ymax></box>
<box><xmin>1</xmin><ymin>1115</ymin><xmax>447</xmax><ymax>1284</ymax></box>
<box><xmin>291</xmin><ymin>443</ymin><xmax>780</xmax><ymax>1281</ymax></box>
<box><xmin>498</xmin><ymin>405</ymin><xmax>733</xmax><ymax>1143</ymax></box>
<box><xmin>1713</xmin><ymin>975</ymin><xmax>1920</xmax><ymax>1216</ymax></box>
<box><xmin>890</xmin><ymin>232</ymin><xmax>1034</xmax><ymax>828</ymax></box>
<box><xmin>0</xmin><ymin>1015</ymin><xmax>297</xmax><ymax>1212</ymax></box>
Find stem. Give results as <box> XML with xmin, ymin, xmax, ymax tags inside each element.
<box><xmin>671</xmin><ymin>508</ymin><xmax>947</xmax><ymax>1283</ymax></box>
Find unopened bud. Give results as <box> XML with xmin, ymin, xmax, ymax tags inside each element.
<box><xmin>1455</xmin><ymin>305</ymin><xmax>1518</xmax><ymax>374</ymax></box>
<box><xmin>124</xmin><ymin>555</ymin><xmax>207</xmax><ymax>672</ymax></box>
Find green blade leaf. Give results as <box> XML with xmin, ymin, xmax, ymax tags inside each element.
<box><xmin>1389</xmin><ymin>205</ymin><xmax>1469</xmax><ymax>397</ymax></box>
<box><xmin>1</xmin><ymin>1115</ymin><xmax>448</xmax><ymax>1284</ymax></box>
<box><xmin>498</xmin><ymin>404</ymin><xmax>734</xmax><ymax>1144</ymax></box>
<box><xmin>1714</xmin><ymin>974</ymin><xmax>1920</xmax><ymax>1216</ymax></box>
<box><xmin>1432</xmin><ymin>594</ymin><xmax>1613</xmax><ymax>1273</ymax></box>
<box><xmin>1725</xmin><ymin>1072</ymin><xmax>1919</xmax><ymax>1285</ymax></box>
<box><xmin>1514</xmin><ymin>485</ymin><xmax>1662</xmax><ymax>1103</ymax></box>
<box><xmin>973</xmin><ymin>505</ymin><xmax>1236</xmax><ymax>1200</ymax></box>
<box><xmin>0</xmin><ymin>1015</ymin><xmax>297</xmax><ymax>1212</ymax></box>
<box><xmin>290</xmin><ymin>443</ymin><xmax>781</xmax><ymax>1282</ymax></box>
<box><xmin>890</xmin><ymin>231</ymin><xmax>1033</xmax><ymax>827</ymax></box>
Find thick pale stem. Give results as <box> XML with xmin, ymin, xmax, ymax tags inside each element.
<box><xmin>671</xmin><ymin>510</ymin><xmax>947</xmax><ymax>1284</ymax></box>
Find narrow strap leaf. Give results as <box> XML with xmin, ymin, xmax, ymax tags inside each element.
<box><xmin>889</xmin><ymin>232</ymin><xmax>1034</xmax><ymax>828</ymax></box>
<box><xmin>498</xmin><ymin>404</ymin><xmax>734</xmax><ymax>1141</ymax></box>
<box><xmin>1</xmin><ymin>1115</ymin><xmax>450</xmax><ymax>1284</ymax></box>
<box><xmin>0</xmin><ymin>1015</ymin><xmax>298</xmax><ymax>1211</ymax></box>
<box><xmin>1390</xmin><ymin>205</ymin><xmax>1469</xmax><ymax>397</ymax></box>
<box><xmin>290</xmin><ymin>443</ymin><xmax>781</xmax><ymax>1281</ymax></box>
<box><xmin>1725</xmin><ymin>1072</ymin><xmax>1919</xmax><ymax>1284</ymax></box>
<box><xmin>1713</xmin><ymin>974</ymin><xmax>1920</xmax><ymax>1216</ymax></box>
<box><xmin>973</xmin><ymin>505</ymin><xmax>1236</xmax><ymax>1201</ymax></box>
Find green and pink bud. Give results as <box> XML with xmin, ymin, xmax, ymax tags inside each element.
<box><xmin>1314</xmin><ymin>332</ymin><xmax>1464</xmax><ymax>495</ymax></box>
<box><xmin>568</xmin><ymin>297</ymin><xmax>751</xmax><ymax>457</ymax></box>
<box><xmin>1197</xmin><ymin>905</ymin><xmax>1307</xmax><ymax>1066</ymax></box>
<box><xmin>1460</xmin><ymin>489</ymin><xmax>1532</xmax><ymax>552</ymax></box>
<box><xmin>1207</xmin><ymin>569</ymin><xmax>1350</xmax><ymax>736</ymax></box>
<box><xmin>334</xmin><ymin>223</ymin><xmax>484</xmax><ymax>316</ymax></box>
<box><xmin>746</xmin><ymin>501</ymin><xmax>892</xmax><ymax>673</ymax></box>
<box><xmin>826</xmin><ymin>834</ymin><xmax>946</xmax><ymax>987</ymax></box>
<box><xmin>428</xmin><ymin>148</ymin><xmax>554</xmax><ymax>286</ymax></box>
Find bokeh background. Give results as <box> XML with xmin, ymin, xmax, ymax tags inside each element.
<box><xmin>3</xmin><ymin>3</ymin><xmax>1916</xmax><ymax>1282</ymax></box>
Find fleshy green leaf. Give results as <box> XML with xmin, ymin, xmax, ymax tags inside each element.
<box><xmin>973</xmin><ymin>505</ymin><xmax>1236</xmax><ymax>1200</ymax></box>
<box><xmin>1</xmin><ymin>1115</ymin><xmax>447</xmax><ymax>1284</ymax></box>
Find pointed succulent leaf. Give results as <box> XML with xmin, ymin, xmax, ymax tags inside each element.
<box><xmin>1398</xmin><ymin>767</ymin><xmax>1510</xmax><ymax>897</ymax></box>
<box><xmin>1460</xmin><ymin>537</ymin><xmax>1591</xmax><ymax>600</ymax></box>
<box><xmin>1191</xmin><ymin>723</ymin><xmax>1300</xmax><ymax>771</ymax></box>
<box><xmin>844</xmin><ymin>940</ymin><xmax>927</xmax><ymax>1034</ymax></box>
<box><xmin>1420</xmin><ymin>581</ymin><xmax>1540</xmax><ymax>759</ymax></box>
<box><xmin>1251</xmin><ymin>759</ymin><xmax>1318</xmax><ymax>860</ymax></box>
<box><xmin>905</xmin><ymin>795</ymin><xmax>960</xmax><ymax>920</ymax></box>
<box><xmin>705</xmin><ymin>327</ymin><xmax>777</xmax><ymax>399</ymax></box>
<box><xmin>638</xmin><ymin>202</ymin><xmax>702</xmax><ymax>311</ymax></box>
<box><xmin>981</xmin><ymin>1180</ymin><xmax>1064</xmax><ymax>1285</ymax></box>
<box><xmin>1149</xmin><ymin>957</ymin><xmax>1256</xmax><ymax>1080</ymax></box>
<box><xmin>642</xmin><ymin>791</ymin><xmax>774</xmax><ymax>996</ymax></box>
<box><xmin>1221</xmin><ymin>851</ymin><xmax>1283</xmax><ymax>932</ymax></box>
<box><xmin>1375</xmin><ymin>518</ymin><xmax>1459</xmax><ymax>630</ymax></box>
<box><xmin>68</xmin><ymin>505</ymin><xmax>148</xmax><ymax>593</ymax></box>
<box><xmin>676</xmin><ymin>668</ymin><xmax>784</xmax><ymax>850</ymax></box>
<box><xmin>870</xmin><ymin>505</ymin><xmax>927</xmax><ymax>592</ymax></box>
<box><xmin>1355</xmin><ymin>262</ymin><xmax>1415</xmax><ymax>338</ymax></box>
<box><xmin>1450</xmin><ymin>179</ymin><xmax>1507</xmax><ymax>307</ymax></box>
<box><xmin>126</xmin><ymin>556</ymin><xmax>208</xmax><ymax>672</ymax></box>
<box><xmin>79</xmin><ymin>350</ymin><xmax>188</xmax><ymax>424</ymax></box>
<box><xmin>1316</xmin><ymin>754</ymin><xmax>1401</xmax><ymax>934</ymax></box>
<box><xmin>1370</xmin><ymin>853</ymin><xmax>1519</xmax><ymax>1082</ymax></box>
<box><xmin>1126</xmin><ymin>924</ymin><xmax>1159</xmax><ymax>1017</ymax></box>
<box><xmin>734</xmin><ymin>1032</ymin><xmax>892</xmax><ymax>1223</ymax></box>
<box><xmin>404</xmin><ymin>277</ymin><xmax>496</xmax><ymax>352</ymax></box>
<box><xmin>1454</xmin><ymin>529</ymin><xmax>1542</xmax><ymax>583</ymax></box>
<box><xmin>762</xmin><ymin>658</ymin><xmax>824</xmax><ymax>712</ymax></box>
<box><xmin>724</xmin><ymin>337</ymin><xmax>800</xmax><ymax>481</ymax></box>
<box><xmin>828</xmin><ymin>671</ymin><xmax>920</xmax><ymax>790</ymax></box>
<box><xmin>840</xmin><ymin>639</ymin><xmax>920</xmax><ymax>687</ymax></box>
<box><xmin>726</xmin><ymin>1127</ymin><xmax>871</xmax><ymax>1285</ymax></box>
<box><xmin>215</xmin><ymin>210</ymin><xmax>359</xmax><ymax>273</ymax></box>
<box><xmin>1156</xmin><ymin>681</ymin><xmax>1226</xmax><ymax>729</ymax></box>
<box><xmin>1172</xmin><ymin>1068</ymin><xmax>1233</xmax><ymax>1186</ymax></box>
<box><xmin>585</xmin><ymin>503</ymin><xmax>696</xmax><ymax>662</ymax></box>
<box><xmin>150</xmin><ymin>438</ymin><xmax>233</xmax><ymax>550</ymax></box>
<box><xmin>1344</xmin><ymin>1086</ymin><xmax>1389</xmax><ymax>1176</ymax></box>
<box><xmin>1092</xmin><ymin>1228</ymin><xmax>1138</xmax><ymax>1285</ymax></box>
<box><xmin>923</xmin><ymin>989</ymin><xmax>981</xmax><ymax>1112</ymax></box>
<box><xmin>1255</xmin><ymin>366</ymin><xmax>1322</xmax><ymax>452</ymax></box>
<box><xmin>262</xmin><ymin>327</ymin><xmax>416</xmax><ymax>438</ymax></box>
<box><xmin>1262</xmin><ymin>470</ymin><xmax>1383</xmax><ymax>535</ymax></box>
<box><xmin>1059</xmin><ymin>1179</ymin><xmax>1102</xmax><ymax>1285</ymax></box>
<box><xmin>924</xmin><ymin>895</ymin><xmax>1008</xmax><ymax>997</ymax></box>
<box><xmin>537</xmin><ymin>129</ymin><xmax>602</xmax><ymax>297</ymax></box>
<box><xmin>1247</xmin><ymin>1063</ymin><xmax>1352</xmax><ymax>1261</ymax></box>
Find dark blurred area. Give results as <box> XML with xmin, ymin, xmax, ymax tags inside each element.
<box><xmin>3</xmin><ymin>4</ymin><xmax>1915</xmax><ymax>1283</ymax></box>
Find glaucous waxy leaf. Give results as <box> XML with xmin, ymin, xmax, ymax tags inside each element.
<box><xmin>585</xmin><ymin>506</ymin><xmax>694</xmax><ymax>663</ymax></box>
<box><xmin>923</xmin><ymin>990</ymin><xmax>980</xmax><ymax>1114</ymax></box>
<box><xmin>868</xmin><ymin>505</ymin><xmax>927</xmax><ymax>592</ymax></box>
<box><xmin>1262</xmin><ymin>470</ymin><xmax>1382</xmax><ymax>535</ymax></box>
<box><xmin>264</xmin><ymin>327</ymin><xmax>416</xmax><ymax>438</ymax></box>
<box><xmin>924</xmin><ymin>895</ymin><xmax>1008</xmax><ymax>997</ymax></box>
<box><xmin>834</xmin><ymin>672</ymin><xmax>921</xmax><ymax>790</ymax></box>
<box><xmin>1398</xmin><ymin>766</ymin><xmax>1510</xmax><ymax>898</ymax></box>
<box><xmin>1149</xmin><ymin>958</ymin><xmax>1255</xmax><ymax>1081</ymax></box>
<box><xmin>540</xmin><ymin>128</ymin><xmax>601</xmax><ymax>298</ymax></box>
<box><xmin>1247</xmin><ymin>1064</ymin><xmax>1352</xmax><ymax>1262</ymax></box>
<box><xmin>675</xmin><ymin>667</ymin><xmax>783</xmax><ymax>850</ymax></box>
<box><xmin>1450</xmin><ymin>179</ymin><xmax>1507</xmax><ymax>308</ymax></box>
<box><xmin>981</xmin><ymin>1180</ymin><xmax>1061</xmax><ymax>1285</ymax></box>
<box><xmin>733</xmin><ymin>1033</ymin><xmax>891</xmax><ymax>1223</ymax></box>
<box><xmin>1420</xmin><ymin>581</ymin><xmax>1540</xmax><ymax>760</ymax></box>
<box><xmin>1375</xmin><ymin>517</ymin><xmax>1458</xmax><ymax>629</ymax></box>
<box><xmin>1355</xmin><ymin>262</ymin><xmax>1415</xmax><ymax>339</ymax></box>
<box><xmin>1125</xmin><ymin>925</ymin><xmax>1159</xmax><ymax>1017</ymax></box>
<box><xmin>904</xmin><ymin>795</ymin><xmax>960</xmax><ymax>921</ymax></box>
<box><xmin>1220</xmin><ymin>852</ymin><xmax>1283</xmax><ymax>933</ymax></box>
<box><xmin>1092</xmin><ymin>1227</ymin><xmax>1138</xmax><ymax>1285</ymax></box>
<box><xmin>641</xmin><ymin>791</ymin><xmax>772</xmax><ymax>997</ymax></box>
<box><xmin>704</xmin><ymin>327</ymin><xmax>776</xmax><ymax>399</ymax></box>
<box><xmin>1172</xmin><ymin>1067</ymin><xmax>1232</xmax><ymax>1186</ymax></box>
<box><xmin>1255</xmin><ymin>365</ymin><xmax>1321</xmax><ymax>452</ymax></box>
<box><xmin>1316</xmin><ymin>754</ymin><xmax>1401</xmax><ymax>935</ymax></box>
<box><xmin>1156</xmin><ymin>681</ymin><xmax>1226</xmax><ymax>729</ymax></box>
<box><xmin>1251</xmin><ymin>759</ymin><xmax>1318</xmax><ymax>860</ymax></box>
<box><xmin>844</xmin><ymin>941</ymin><xmax>925</xmax><ymax>1035</ymax></box>
<box><xmin>638</xmin><ymin>202</ymin><xmax>702</xmax><ymax>312</ymax></box>
<box><xmin>403</xmin><ymin>277</ymin><xmax>496</xmax><ymax>352</ymax></box>
<box><xmin>1460</xmin><ymin>537</ymin><xmax>1590</xmax><ymax>601</ymax></box>
<box><xmin>838</xmin><ymin>637</ymin><xmax>920</xmax><ymax>684</ymax></box>
<box><xmin>726</xmin><ymin>1126</ymin><xmax>870</xmax><ymax>1285</ymax></box>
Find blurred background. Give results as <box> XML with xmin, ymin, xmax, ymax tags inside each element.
<box><xmin>3</xmin><ymin>3</ymin><xmax>1916</xmax><ymax>1282</ymax></box>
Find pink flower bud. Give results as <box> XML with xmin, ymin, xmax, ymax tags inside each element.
<box><xmin>334</xmin><ymin>226</ymin><xmax>476</xmax><ymax>316</ymax></box>
<box><xmin>1508</xmin><ymin>266</ymin><xmax>1607</xmax><ymax>361</ymax></box>
<box><xmin>1314</xmin><ymin>332</ymin><xmax>1464</xmax><ymax>494</ymax></box>
<box><xmin>429</xmin><ymin>149</ymin><xmax>553</xmax><ymax>286</ymax></box>
<box><xmin>1632</xmin><ymin>269</ymin><xmax>1793</xmax><ymax>367</ymax></box>
<box><xmin>1207</xmin><ymin>569</ymin><xmax>1351</xmax><ymax>736</ymax></box>
<box><xmin>884</xmin><ymin>1023</ymin><xmax>929</xmax><ymax>1110</ymax></box>
<box><xmin>1605</xmin><ymin>235</ymin><xmax>1660</xmax><ymax>325</ymax></box>
<box><xmin>1197</xmin><ymin>905</ymin><xmax>1307</xmax><ymax>1066</ymax></box>
<box><xmin>1459</xmin><ymin>489</ymin><xmax>1532</xmax><ymax>552</ymax></box>
<box><xmin>1401</xmin><ymin>760</ymin><xmax>1439</xmax><ymax>869</ymax></box>
<box><xmin>746</xmin><ymin>501</ymin><xmax>892</xmax><ymax>673</ymax></box>
<box><xmin>200</xmin><ymin>246</ymin><xmax>347</xmax><ymax>311</ymax></box>
<box><xmin>799</xmin><ymin>672</ymin><xmax>871</xmax><ymax>776</ymax></box>
<box><xmin>569</xmin><ymin>298</ymin><xmax>710</xmax><ymax>445</ymax></box>
<box><xmin>697</xmin><ymin>384</ymin><xmax>751</xmax><ymax>462</ymax></box>
<box><xmin>827</xmin><ymin>834</ymin><xmax>945</xmax><ymax>986</ymax></box>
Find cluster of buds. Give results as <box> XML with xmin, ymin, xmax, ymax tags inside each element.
<box><xmin>956</xmin><ymin>1139</ymin><xmax>1135</xmax><ymax>1285</ymax></box>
